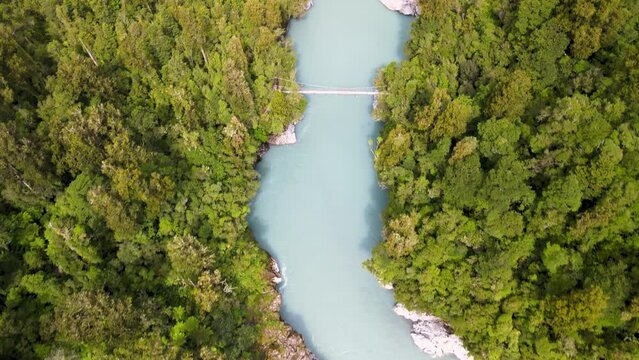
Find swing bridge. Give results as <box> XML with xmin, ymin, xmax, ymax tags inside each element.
<box><xmin>274</xmin><ymin>77</ymin><xmax>383</xmax><ymax>96</ymax></box>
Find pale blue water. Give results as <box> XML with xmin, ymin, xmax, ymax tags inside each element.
<box><xmin>249</xmin><ymin>1</ymin><xmax>437</xmax><ymax>359</ymax></box>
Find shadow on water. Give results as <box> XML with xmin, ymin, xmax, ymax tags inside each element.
<box><xmin>247</xmin><ymin>209</ymin><xmax>277</xmax><ymax>259</ymax></box>
<box><xmin>281</xmin><ymin>307</ymin><xmax>329</xmax><ymax>360</ymax></box>
<box><xmin>396</xmin><ymin>16</ymin><xmax>412</xmax><ymax>59</ymax></box>
<box><xmin>249</xmin><ymin>206</ymin><xmax>328</xmax><ymax>360</ymax></box>
<box><xmin>358</xmin><ymin>102</ymin><xmax>388</xmax><ymax>254</ymax></box>
<box><xmin>359</xmin><ymin>188</ymin><xmax>387</xmax><ymax>253</ymax></box>
<box><xmin>254</xmin><ymin>154</ymin><xmax>272</xmax><ymax>181</ymax></box>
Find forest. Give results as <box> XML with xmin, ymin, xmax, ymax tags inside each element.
<box><xmin>0</xmin><ymin>0</ymin><xmax>308</xmax><ymax>358</ymax></box>
<box><xmin>369</xmin><ymin>0</ymin><xmax>639</xmax><ymax>358</ymax></box>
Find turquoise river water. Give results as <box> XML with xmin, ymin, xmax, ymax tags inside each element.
<box><xmin>249</xmin><ymin>1</ymin><xmax>436</xmax><ymax>359</ymax></box>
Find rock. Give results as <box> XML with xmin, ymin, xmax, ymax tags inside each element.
<box><xmin>269</xmin><ymin>291</ymin><xmax>282</xmax><ymax>313</ymax></box>
<box><xmin>378</xmin><ymin>0</ymin><xmax>421</xmax><ymax>16</ymax></box>
<box><xmin>262</xmin><ymin>302</ymin><xmax>315</xmax><ymax>360</ymax></box>
<box><xmin>305</xmin><ymin>0</ymin><xmax>314</xmax><ymax>11</ymax></box>
<box><xmin>394</xmin><ymin>304</ymin><xmax>473</xmax><ymax>360</ymax></box>
<box><xmin>271</xmin><ymin>258</ymin><xmax>283</xmax><ymax>285</ymax></box>
<box><xmin>269</xmin><ymin>123</ymin><xmax>297</xmax><ymax>145</ymax></box>
<box><xmin>378</xmin><ymin>280</ymin><xmax>394</xmax><ymax>290</ymax></box>
<box><xmin>258</xmin><ymin>143</ymin><xmax>270</xmax><ymax>160</ymax></box>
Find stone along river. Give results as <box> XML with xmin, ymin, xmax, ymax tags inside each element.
<box><xmin>250</xmin><ymin>1</ymin><xmax>437</xmax><ymax>359</ymax></box>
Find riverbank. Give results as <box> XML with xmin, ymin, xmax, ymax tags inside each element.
<box><xmin>373</xmin><ymin>3</ymin><xmax>473</xmax><ymax>360</ymax></box>
<box><xmin>261</xmin><ymin>257</ymin><xmax>315</xmax><ymax>359</ymax></box>
<box><xmin>253</xmin><ymin>2</ymin><xmax>314</xmax><ymax>358</ymax></box>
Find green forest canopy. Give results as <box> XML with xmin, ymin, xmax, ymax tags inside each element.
<box><xmin>0</xmin><ymin>0</ymin><xmax>308</xmax><ymax>358</ymax></box>
<box><xmin>369</xmin><ymin>0</ymin><xmax>639</xmax><ymax>358</ymax></box>
<box><xmin>3</xmin><ymin>0</ymin><xmax>639</xmax><ymax>359</ymax></box>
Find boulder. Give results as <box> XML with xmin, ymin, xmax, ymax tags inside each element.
<box><xmin>378</xmin><ymin>0</ymin><xmax>421</xmax><ymax>16</ymax></box>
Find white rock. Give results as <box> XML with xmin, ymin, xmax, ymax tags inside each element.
<box><xmin>394</xmin><ymin>304</ymin><xmax>473</xmax><ymax>360</ymax></box>
<box><xmin>379</xmin><ymin>281</ymin><xmax>394</xmax><ymax>290</ymax></box>
<box><xmin>269</xmin><ymin>124</ymin><xmax>297</xmax><ymax>145</ymax></box>
<box><xmin>271</xmin><ymin>258</ymin><xmax>283</xmax><ymax>284</ymax></box>
<box><xmin>378</xmin><ymin>0</ymin><xmax>421</xmax><ymax>16</ymax></box>
<box><xmin>271</xmin><ymin>258</ymin><xmax>281</xmax><ymax>275</ymax></box>
<box><xmin>305</xmin><ymin>0</ymin><xmax>314</xmax><ymax>11</ymax></box>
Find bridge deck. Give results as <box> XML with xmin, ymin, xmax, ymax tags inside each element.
<box><xmin>281</xmin><ymin>89</ymin><xmax>380</xmax><ymax>96</ymax></box>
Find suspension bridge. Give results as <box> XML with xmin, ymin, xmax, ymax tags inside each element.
<box><xmin>274</xmin><ymin>78</ymin><xmax>383</xmax><ymax>96</ymax></box>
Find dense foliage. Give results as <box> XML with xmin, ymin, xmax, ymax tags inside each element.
<box><xmin>0</xmin><ymin>0</ymin><xmax>307</xmax><ymax>358</ymax></box>
<box><xmin>369</xmin><ymin>0</ymin><xmax>639</xmax><ymax>358</ymax></box>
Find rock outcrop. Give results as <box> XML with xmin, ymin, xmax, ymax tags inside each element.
<box><xmin>269</xmin><ymin>118</ymin><xmax>302</xmax><ymax>146</ymax></box>
<box><xmin>394</xmin><ymin>304</ymin><xmax>473</xmax><ymax>360</ymax></box>
<box><xmin>270</xmin><ymin>258</ymin><xmax>283</xmax><ymax>285</ymax></box>
<box><xmin>258</xmin><ymin>143</ymin><xmax>270</xmax><ymax>160</ymax></box>
<box><xmin>269</xmin><ymin>124</ymin><xmax>297</xmax><ymax>145</ymax></box>
<box><xmin>378</xmin><ymin>0</ymin><xmax>421</xmax><ymax>16</ymax></box>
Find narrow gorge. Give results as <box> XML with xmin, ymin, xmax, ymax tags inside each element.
<box><xmin>251</xmin><ymin>0</ymin><xmax>469</xmax><ymax>358</ymax></box>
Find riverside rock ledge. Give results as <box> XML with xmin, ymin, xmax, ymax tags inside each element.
<box><xmin>269</xmin><ymin>123</ymin><xmax>297</xmax><ymax>145</ymax></box>
<box><xmin>394</xmin><ymin>304</ymin><xmax>473</xmax><ymax>360</ymax></box>
<box><xmin>378</xmin><ymin>0</ymin><xmax>421</xmax><ymax>16</ymax></box>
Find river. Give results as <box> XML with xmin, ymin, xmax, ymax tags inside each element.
<box><xmin>249</xmin><ymin>1</ymin><xmax>435</xmax><ymax>359</ymax></box>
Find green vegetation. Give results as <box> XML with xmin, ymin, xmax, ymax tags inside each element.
<box><xmin>369</xmin><ymin>0</ymin><xmax>639</xmax><ymax>358</ymax></box>
<box><xmin>0</xmin><ymin>0</ymin><xmax>307</xmax><ymax>358</ymax></box>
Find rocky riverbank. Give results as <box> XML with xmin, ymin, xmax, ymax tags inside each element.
<box><xmin>393</xmin><ymin>304</ymin><xmax>473</xmax><ymax>360</ymax></box>
<box><xmin>374</xmin><ymin>2</ymin><xmax>471</xmax><ymax>359</ymax></box>
<box><xmin>378</xmin><ymin>0</ymin><xmax>421</xmax><ymax>16</ymax></box>
<box><xmin>261</xmin><ymin>257</ymin><xmax>316</xmax><ymax>360</ymax></box>
<box><xmin>377</xmin><ymin>278</ymin><xmax>472</xmax><ymax>358</ymax></box>
<box><xmin>256</xmin><ymin>4</ymin><xmax>313</xmax><ymax>357</ymax></box>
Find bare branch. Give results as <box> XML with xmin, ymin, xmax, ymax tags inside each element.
<box><xmin>79</xmin><ymin>38</ymin><xmax>98</xmax><ymax>66</ymax></box>
<box><xmin>200</xmin><ymin>47</ymin><xmax>208</xmax><ymax>66</ymax></box>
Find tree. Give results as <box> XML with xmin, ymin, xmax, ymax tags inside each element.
<box><xmin>544</xmin><ymin>287</ymin><xmax>608</xmax><ymax>335</ymax></box>
<box><xmin>487</xmin><ymin>70</ymin><xmax>533</xmax><ymax>119</ymax></box>
<box><xmin>431</xmin><ymin>95</ymin><xmax>477</xmax><ymax>140</ymax></box>
<box><xmin>383</xmin><ymin>213</ymin><xmax>420</xmax><ymax>258</ymax></box>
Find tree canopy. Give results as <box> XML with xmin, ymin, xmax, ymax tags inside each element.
<box><xmin>0</xmin><ymin>0</ymin><xmax>308</xmax><ymax>358</ymax></box>
<box><xmin>369</xmin><ymin>0</ymin><xmax>639</xmax><ymax>358</ymax></box>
